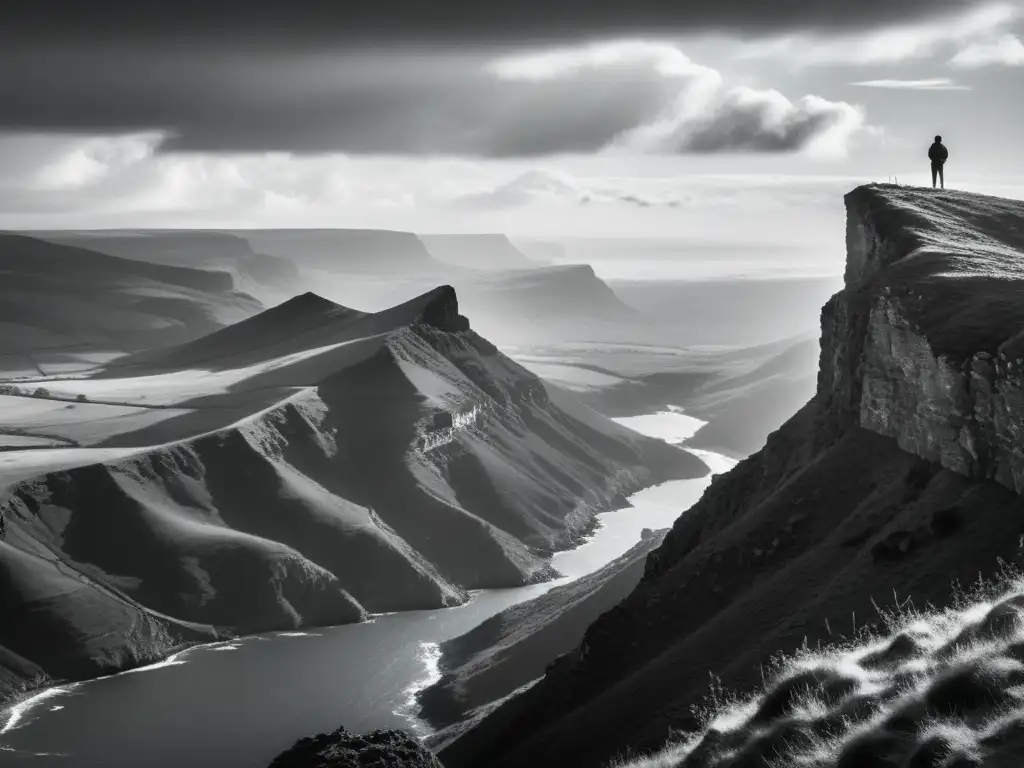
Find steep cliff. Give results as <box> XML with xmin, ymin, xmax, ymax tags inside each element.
<box><xmin>822</xmin><ymin>185</ymin><xmax>1024</xmax><ymax>491</ymax></box>
<box><xmin>0</xmin><ymin>286</ymin><xmax>702</xmax><ymax>703</ymax></box>
<box><xmin>441</xmin><ymin>185</ymin><xmax>1024</xmax><ymax>768</ymax></box>
<box><xmin>419</xmin><ymin>234</ymin><xmax>537</xmax><ymax>272</ymax></box>
<box><xmin>235</xmin><ymin>229</ymin><xmax>444</xmax><ymax>274</ymax></box>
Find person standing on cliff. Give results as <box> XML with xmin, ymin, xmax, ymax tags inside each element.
<box><xmin>929</xmin><ymin>135</ymin><xmax>948</xmax><ymax>189</ymax></box>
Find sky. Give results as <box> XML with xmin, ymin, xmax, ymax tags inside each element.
<box><xmin>0</xmin><ymin>0</ymin><xmax>1022</xmax><ymax>251</ymax></box>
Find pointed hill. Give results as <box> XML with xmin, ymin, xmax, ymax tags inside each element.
<box><xmin>109</xmin><ymin>291</ymin><xmax>370</xmax><ymax>372</ymax></box>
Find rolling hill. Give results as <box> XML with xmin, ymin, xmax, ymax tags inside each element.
<box><xmin>32</xmin><ymin>231</ymin><xmax>302</xmax><ymax>305</ymax></box>
<box><xmin>0</xmin><ymin>233</ymin><xmax>263</xmax><ymax>378</ymax></box>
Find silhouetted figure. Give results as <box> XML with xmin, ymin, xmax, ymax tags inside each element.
<box><xmin>929</xmin><ymin>135</ymin><xmax>948</xmax><ymax>189</ymax></box>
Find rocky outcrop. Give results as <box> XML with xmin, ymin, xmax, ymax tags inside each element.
<box><xmin>268</xmin><ymin>727</ymin><xmax>442</xmax><ymax>768</ymax></box>
<box><xmin>822</xmin><ymin>185</ymin><xmax>1024</xmax><ymax>492</ymax></box>
<box><xmin>419</xmin><ymin>285</ymin><xmax>470</xmax><ymax>332</ymax></box>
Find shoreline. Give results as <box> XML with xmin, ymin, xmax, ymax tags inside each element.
<box><xmin>0</xmin><ymin>638</ymin><xmax>208</xmax><ymax>732</ymax></box>
<box><xmin>399</xmin><ymin>447</ymin><xmax>732</xmax><ymax>738</ymax></box>
<box><xmin>0</xmin><ymin>448</ymin><xmax>710</xmax><ymax>737</ymax></box>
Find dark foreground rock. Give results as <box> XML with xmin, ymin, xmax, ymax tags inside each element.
<box><xmin>268</xmin><ymin>727</ymin><xmax>442</xmax><ymax>768</ymax></box>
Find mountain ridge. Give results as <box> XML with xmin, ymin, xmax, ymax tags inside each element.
<box><xmin>0</xmin><ymin>284</ymin><xmax>703</xmax><ymax>704</ymax></box>
<box><xmin>27</xmin><ymin>230</ymin><xmax>303</xmax><ymax>306</ymax></box>
<box><xmin>0</xmin><ymin>233</ymin><xmax>264</xmax><ymax>371</ymax></box>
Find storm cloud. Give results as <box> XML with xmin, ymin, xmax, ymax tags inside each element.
<box><xmin>0</xmin><ymin>43</ymin><xmax>862</xmax><ymax>157</ymax></box>
<box><xmin>0</xmin><ymin>0</ymin><xmax>986</xmax><ymax>46</ymax></box>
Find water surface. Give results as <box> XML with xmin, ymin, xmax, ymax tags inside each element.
<box><xmin>0</xmin><ymin>418</ymin><xmax>734</xmax><ymax>767</ymax></box>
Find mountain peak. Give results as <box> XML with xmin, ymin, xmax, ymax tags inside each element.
<box><xmin>420</xmin><ymin>284</ymin><xmax>469</xmax><ymax>332</ymax></box>
<box><xmin>283</xmin><ymin>290</ymin><xmax>341</xmax><ymax>309</ymax></box>
<box><xmin>260</xmin><ymin>290</ymin><xmax>364</xmax><ymax>324</ymax></box>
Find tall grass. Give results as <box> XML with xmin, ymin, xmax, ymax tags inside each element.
<box><xmin>609</xmin><ymin>559</ymin><xmax>1024</xmax><ymax>767</ymax></box>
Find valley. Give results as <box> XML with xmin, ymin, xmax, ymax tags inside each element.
<box><xmin>0</xmin><ymin>217</ymin><xmax>836</xmax><ymax>767</ymax></box>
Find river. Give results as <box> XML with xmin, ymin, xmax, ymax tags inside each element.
<box><xmin>0</xmin><ymin>411</ymin><xmax>735</xmax><ymax>767</ymax></box>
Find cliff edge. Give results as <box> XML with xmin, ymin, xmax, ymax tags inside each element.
<box><xmin>823</xmin><ymin>184</ymin><xmax>1024</xmax><ymax>492</ymax></box>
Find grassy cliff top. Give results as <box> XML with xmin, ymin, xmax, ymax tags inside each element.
<box><xmin>845</xmin><ymin>184</ymin><xmax>1024</xmax><ymax>361</ymax></box>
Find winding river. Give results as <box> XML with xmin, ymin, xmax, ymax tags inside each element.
<box><xmin>0</xmin><ymin>411</ymin><xmax>735</xmax><ymax>767</ymax></box>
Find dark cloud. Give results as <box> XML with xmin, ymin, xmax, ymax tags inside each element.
<box><xmin>0</xmin><ymin>0</ymin><xmax>988</xmax><ymax>161</ymax></box>
<box><xmin>0</xmin><ymin>0</ymin><xmax>981</xmax><ymax>46</ymax></box>
<box><xmin>0</xmin><ymin>47</ymin><xmax>680</xmax><ymax>154</ymax></box>
<box><xmin>0</xmin><ymin>41</ymin><xmax>861</xmax><ymax>157</ymax></box>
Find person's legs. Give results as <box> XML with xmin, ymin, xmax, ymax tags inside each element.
<box><xmin>931</xmin><ymin>163</ymin><xmax>938</xmax><ymax>187</ymax></box>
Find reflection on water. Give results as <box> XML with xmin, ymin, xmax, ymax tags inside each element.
<box><xmin>398</xmin><ymin>642</ymin><xmax>443</xmax><ymax>737</ymax></box>
<box><xmin>612</xmin><ymin>409</ymin><xmax>704</xmax><ymax>445</ymax></box>
<box><xmin>0</xmin><ymin>416</ymin><xmax>735</xmax><ymax>768</ymax></box>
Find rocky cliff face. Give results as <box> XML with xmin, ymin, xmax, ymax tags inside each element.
<box><xmin>440</xmin><ymin>185</ymin><xmax>1024</xmax><ymax>768</ymax></box>
<box><xmin>822</xmin><ymin>185</ymin><xmax>1024</xmax><ymax>492</ymax></box>
<box><xmin>419</xmin><ymin>285</ymin><xmax>471</xmax><ymax>333</ymax></box>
